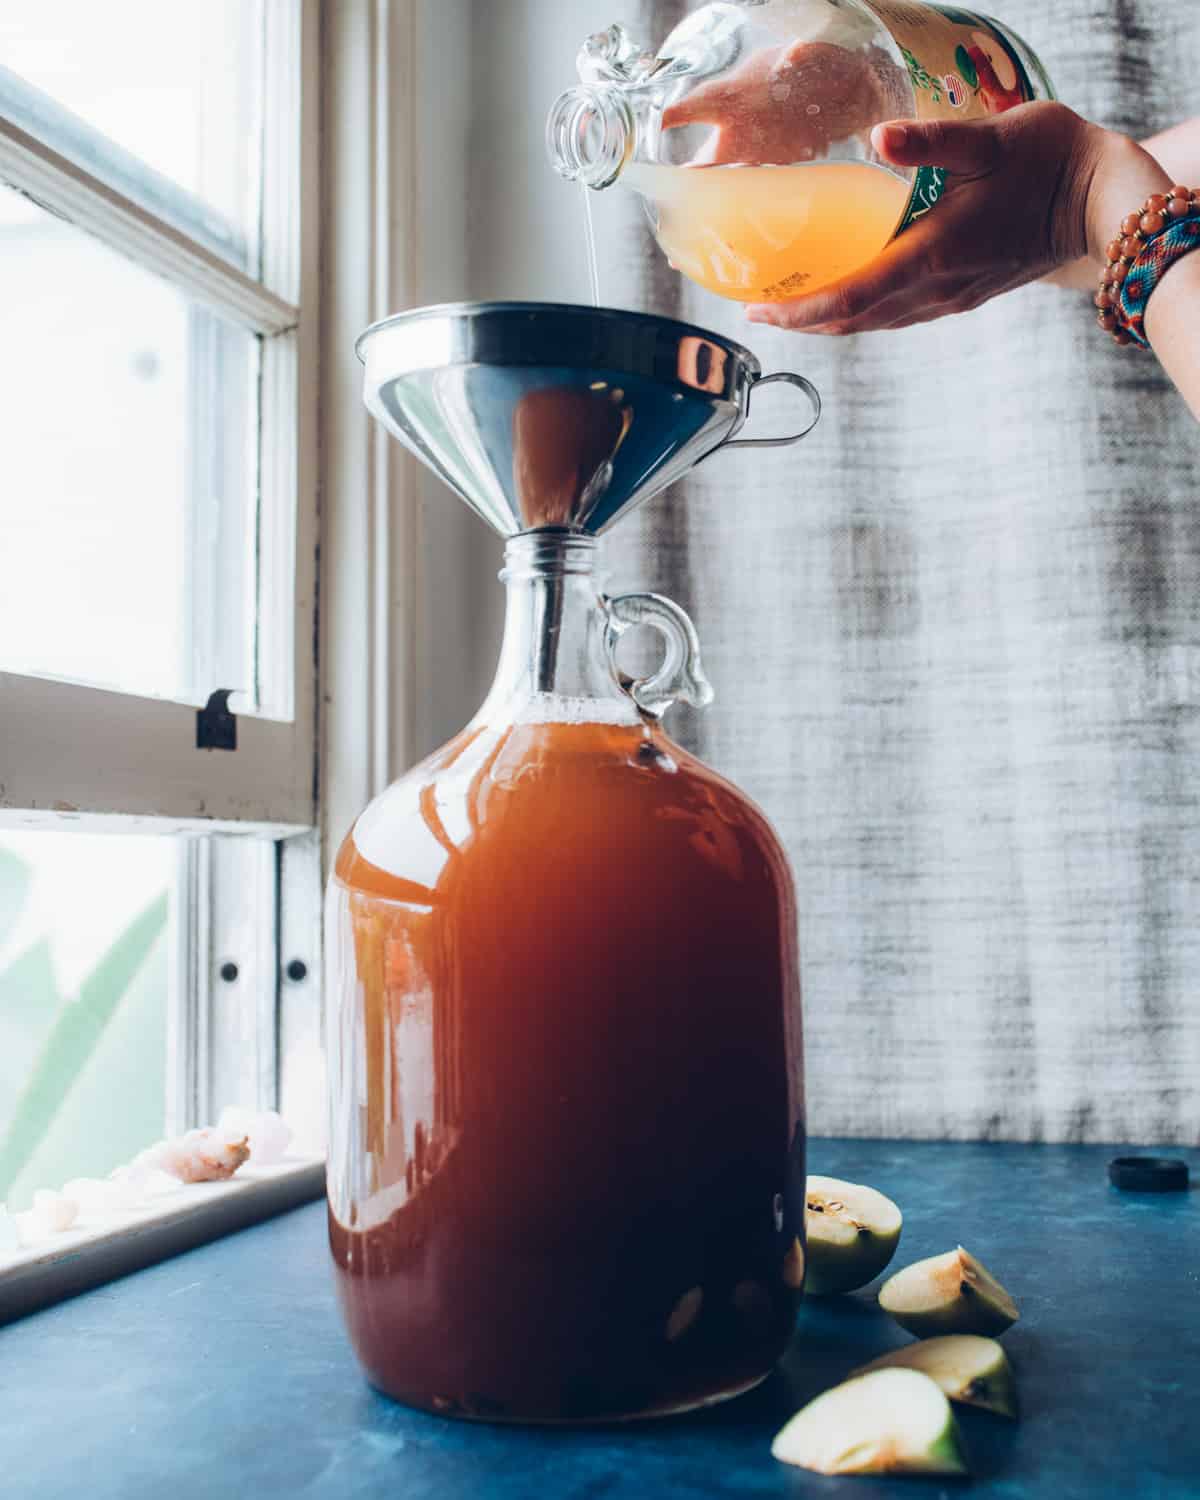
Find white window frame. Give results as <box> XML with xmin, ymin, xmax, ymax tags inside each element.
<box><xmin>0</xmin><ymin>0</ymin><xmax>440</xmax><ymax>1320</ymax></box>
<box><xmin>0</xmin><ymin>1</ymin><xmax>317</xmax><ymax>835</ymax></box>
<box><xmin>0</xmin><ymin>0</ymin><xmax>361</xmax><ymax>1316</ymax></box>
<box><xmin>322</xmin><ymin>0</ymin><xmax>422</xmax><ymax>849</ymax></box>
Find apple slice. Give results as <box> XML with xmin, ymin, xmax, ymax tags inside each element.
<box><xmin>879</xmin><ymin>1246</ymin><xmax>1019</xmax><ymax>1337</ymax></box>
<box><xmin>852</xmin><ymin>1335</ymin><xmax>1017</xmax><ymax>1418</ymax></box>
<box><xmin>803</xmin><ymin>1175</ymin><xmax>902</xmax><ymax>1294</ymax></box>
<box><xmin>772</xmin><ymin>1368</ymin><xmax>968</xmax><ymax>1477</ymax></box>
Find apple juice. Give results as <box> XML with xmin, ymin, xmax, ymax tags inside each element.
<box><xmin>326</xmin><ymin>711</ymin><xmax>806</xmax><ymax>1422</ymax></box>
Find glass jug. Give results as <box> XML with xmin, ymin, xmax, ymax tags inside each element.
<box><xmin>325</xmin><ymin>303</ymin><xmax>814</xmax><ymax>1423</ymax></box>
<box><xmin>547</xmin><ymin>0</ymin><xmax>1054</xmax><ymax>302</ymax></box>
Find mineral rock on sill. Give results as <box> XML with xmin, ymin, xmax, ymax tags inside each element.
<box><xmin>133</xmin><ymin>1128</ymin><xmax>252</xmax><ymax>1184</ymax></box>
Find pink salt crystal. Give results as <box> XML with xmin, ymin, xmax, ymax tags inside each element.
<box><xmin>113</xmin><ymin>1159</ymin><xmax>173</xmax><ymax>1202</ymax></box>
<box><xmin>32</xmin><ymin>1189</ymin><xmax>78</xmax><ymax>1233</ymax></box>
<box><xmin>66</xmin><ymin>1176</ymin><xmax>141</xmax><ymax>1218</ymax></box>
<box><xmin>217</xmin><ymin>1106</ymin><xmax>292</xmax><ymax>1165</ymax></box>
<box><xmin>153</xmin><ymin>1128</ymin><xmax>251</xmax><ymax>1183</ymax></box>
<box><xmin>104</xmin><ymin>1175</ymin><xmax>143</xmax><ymax>1212</ymax></box>
<box><xmin>219</xmin><ymin>1107</ymin><xmax>292</xmax><ymax>1165</ymax></box>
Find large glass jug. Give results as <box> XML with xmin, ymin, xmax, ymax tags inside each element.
<box><xmin>547</xmin><ymin>0</ymin><xmax>1054</xmax><ymax>302</ymax></box>
<box><xmin>325</xmin><ymin>303</ymin><xmax>818</xmax><ymax>1422</ymax></box>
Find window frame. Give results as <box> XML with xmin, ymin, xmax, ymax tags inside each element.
<box><xmin>0</xmin><ymin>0</ymin><xmax>317</xmax><ymax>833</ymax></box>
<box><xmin>0</xmin><ymin>0</ymin><xmax>436</xmax><ymax>1315</ymax></box>
<box><xmin>321</xmin><ymin>0</ymin><xmax>422</xmax><ymax>857</ymax></box>
<box><xmin>0</xmin><ymin>0</ymin><xmax>343</xmax><ymax>1311</ymax></box>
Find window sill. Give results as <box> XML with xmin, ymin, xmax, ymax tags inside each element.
<box><xmin>0</xmin><ymin>1155</ymin><xmax>325</xmax><ymax>1325</ymax></box>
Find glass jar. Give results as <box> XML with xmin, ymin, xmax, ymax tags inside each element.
<box><xmin>548</xmin><ymin>0</ymin><xmax>1054</xmax><ymax>302</ymax></box>
<box><xmin>325</xmin><ymin>526</ymin><xmax>807</xmax><ymax>1422</ymax></box>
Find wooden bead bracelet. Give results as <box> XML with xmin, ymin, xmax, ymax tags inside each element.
<box><xmin>1096</xmin><ymin>186</ymin><xmax>1200</xmax><ymax>349</ymax></box>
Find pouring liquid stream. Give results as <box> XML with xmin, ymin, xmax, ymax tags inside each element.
<box><xmin>581</xmin><ymin>183</ymin><xmax>601</xmax><ymax>306</ymax></box>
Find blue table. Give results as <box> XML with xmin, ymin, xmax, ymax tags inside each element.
<box><xmin>5</xmin><ymin>1139</ymin><xmax>1196</xmax><ymax>1498</ymax></box>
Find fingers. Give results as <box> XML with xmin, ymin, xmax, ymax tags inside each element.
<box><xmin>744</xmin><ymin>171</ymin><xmax>1011</xmax><ymax>331</ymax></box>
<box><xmin>799</xmin><ymin>280</ymin><xmax>970</xmax><ymax>334</ymax></box>
<box><xmin>662</xmin><ymin>79</ymin><xmax>736</xmax><ymax>130</ymax></box>
<box><xmin>749</xmin><ymin>256</ymin><xmax>1033</xmax><ymax>336</ymax></box>
<box><xmin>747</xmin><ymin>278</ymin><xmax>953</xmax><ymax>334</ymax></box>
<box><xmin>746</xmin><ymin>208</ymin><xmax>950</xmax><ymax>330</ymax></box>
<box><xmin>870</xmin><ymin>116</ymin><xmax>1006</xmax><ymax>177</ymax></box>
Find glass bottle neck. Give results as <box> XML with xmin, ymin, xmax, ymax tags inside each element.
<box><xmin>546</xmin><ymin>84</ymin><xmax>637</xmax><ymax>189</ymax></box>
<box><xmin>474</xmin><ymin>531</ymin><xmax>638</xmax><ymax>727</ymax></box>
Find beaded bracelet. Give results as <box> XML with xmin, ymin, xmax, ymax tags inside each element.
<box><xmin>1096</xmin><ymin>186</ymin><xmax>1200</xmax><ymax>349</ymax></box>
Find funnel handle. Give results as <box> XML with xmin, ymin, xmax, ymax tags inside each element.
<box><xmin>602</xmin><ymin>591</ymin><xmax>715</xmax><ymax>720</ymax></box>
<box><xmin>721</xmin><ymin>371</ymin><xmax>821</xmax><ymax>451</ymax></box>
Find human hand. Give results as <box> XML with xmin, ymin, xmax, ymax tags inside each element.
<box><xmin>745</xmin><ymin>102</ymin><xmax>1166</xmax><ymax>335</ymax></box>
<box><xmin>662</xmin><ymin>40</ymin><xmax>900</xmax><ymax>165</ymax></box>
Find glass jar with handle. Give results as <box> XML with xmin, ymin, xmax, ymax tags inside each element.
<box><xmin>325</xmin><ymin>302</ymin><xmax>816</xmax><ymax>1422</ymax></box>
<box><xmin>547</xmin><ymin>0</ymin><xmax>1054</xmax><ymax>302</ymax></box>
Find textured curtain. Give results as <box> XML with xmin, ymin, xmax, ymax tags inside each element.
<box><xmin>450</xmin><ymin>0</ymin><xmax>1200</xmax><ymax>1143</ymax></box>
<box><xmin>589</xmin><ymin>0</ymin><xmax>1200</xmax><ymax>1144</ymax></box>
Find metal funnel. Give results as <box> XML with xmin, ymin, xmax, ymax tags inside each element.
<box><xmin>357</xmin><ymin>301</ymin><xmax>820</xmax><ymax>538</ymax></box>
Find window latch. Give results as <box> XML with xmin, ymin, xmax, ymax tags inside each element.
<box><xmin>196</xmin><ymin>689</ymin><xmax>238</xmax><ymax>751</ymax></box>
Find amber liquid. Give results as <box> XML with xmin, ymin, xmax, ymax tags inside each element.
<box><xmin>626</xmin><ymin>160</ymin><xmax>910</xmax><ymax>302</ymax></box>
<box><xmin>328</xmin><ymin>716</ymin><xmax>805</xmax><ymax>1422</ymax></box>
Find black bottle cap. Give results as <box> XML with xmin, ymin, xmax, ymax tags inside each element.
<box><xmin>1108</xmin><ymin>1156</ymin><xmax>1189</xmax><ymax>1193</ymax></box>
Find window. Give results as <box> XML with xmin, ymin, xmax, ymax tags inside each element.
<box><xmin>0</xmin><ymin>1</ymin><xmax>324</xmax><ymax>1307</ymax></box>
<box><xmin>0</xmin><ymin>184</ymin><xmax>261</xmax><ymax>705</ymax></box>
<box><xmin>0</xmin><ymin>2</ymin><xmax>264</xmax><ymax>268</ymax></box>
<box><xmin>0</xmin><ymin>830</ymin><xmax>173</xmax><ymax>1210</ymax></box>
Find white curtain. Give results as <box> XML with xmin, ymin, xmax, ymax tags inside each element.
<box><xmin>442</xmin><ymin>0</ymin><xmax>1200</xmax><ymax>1143</ymax></box>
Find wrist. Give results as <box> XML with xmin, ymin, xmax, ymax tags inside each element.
<box><xmin>1144</xmin><ymin>240</ymin><xmax>1200</xmax><ymax>350</ymax></box>
<box><xmin>1083</xmin><ymin>129</ymin><xmax>1174</xmax><ymax>263</ymax></box>
<box><xmin>1142</xmin><ymin>248</ymin><xmax>1200</xmax><ymax>419</ymax></box>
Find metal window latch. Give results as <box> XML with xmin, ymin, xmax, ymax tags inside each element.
<box><xmin>196</xmin><ymin>689</ymin><xmax>238</xmax><ymax>751</ymax></box>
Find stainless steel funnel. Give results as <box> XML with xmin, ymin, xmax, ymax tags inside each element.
<box><xmin>357</xmin><ymin>301</ymin><xmax>820</xmax><ymax>537</ymax></box>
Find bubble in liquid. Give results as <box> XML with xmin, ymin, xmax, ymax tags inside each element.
<box><xmin>517</xmin><ymin>693</ymin><xmax>637</xmax><ymax>727</ymax></box>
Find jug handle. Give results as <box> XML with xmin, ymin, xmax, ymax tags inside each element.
<box><xmin>720</xmin><ymin>371</ymin><xmax>821</xmax><ymax>450</ymax></box>
<box><xmin>601</xmin><ymin>591</ymin><xmax>715</xmax><ymax>720</ymax></box>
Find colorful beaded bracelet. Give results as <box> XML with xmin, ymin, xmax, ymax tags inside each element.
<box><xmin>1096</xmin><ymin>187</ymin><xmax>1200</xmax><ymax>349</ymax></box>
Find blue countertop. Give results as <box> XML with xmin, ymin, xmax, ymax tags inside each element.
<box><xmin>5</xmin><ymin>1138</ymin><xmax>1197</xmax><ymax>1498</ymax></box>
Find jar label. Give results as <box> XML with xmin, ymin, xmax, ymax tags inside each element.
<box><xmin>858</xmin><ymin>2</ymin><xmax>1040</xmax><ymax>236</ymax></box>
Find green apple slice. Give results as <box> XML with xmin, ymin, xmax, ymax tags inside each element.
<box><xmin>879</xmin><ymin>1246</ymin><xmax>1019</xmax><ymax>1337</ymax></box>
<box><xmin>772</xmin><ymin>1368</ymin><xmax>968</xmax><ymax>1477</ymax></box>
<box><xmin>852</xmin><ymin>1335</ymin><xmax>1018</xmax><ymax>1418</ymax></box>
<box><xmin>803</xmin><ymin>1175</ymin><xmax>903</xmax><ymax>1295</ymax></box>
